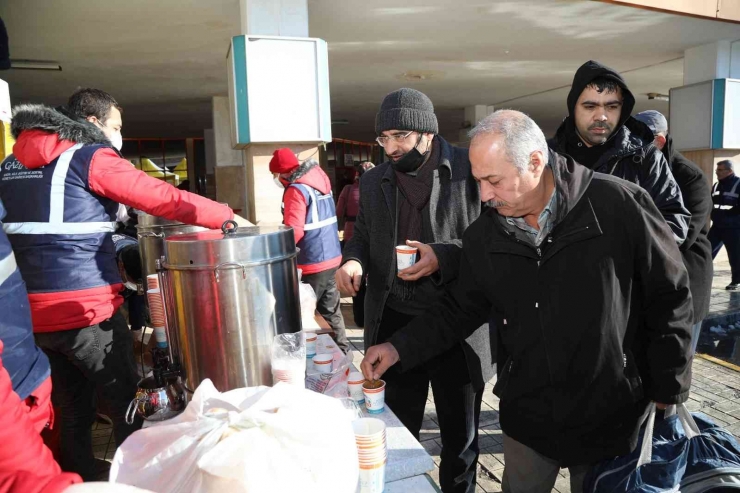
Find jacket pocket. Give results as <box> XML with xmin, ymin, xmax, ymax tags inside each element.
<box><xmin>623</xmin><ymin>350</ymin><xmax>644</xmax><ymax>403</ymax></box>
<box><xmin>493</xmin><ymin>357</ymin><xmax>513</xmax><ymax>399</ymax></box>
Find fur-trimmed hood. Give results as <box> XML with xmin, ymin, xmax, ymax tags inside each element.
<box><xmin>11</xmin><ymin>104</ymin><xmax>110</xmax><ymax>144</ymax></box>
<box><xmin>281</xmin><ymin>159</ymin><xmax>332</xmax><ymax>195</ymax></box>
<box><xmin>10</xmin><ymin>104</ymin><xmax>114</xmax><ymax>169</ymax></box>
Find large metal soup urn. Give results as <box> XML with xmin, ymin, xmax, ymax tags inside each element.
<box><xmin>136</xmin><ymin>212</ymin><xmax>207</xmax><ymax>281</ymax></box>
<box><xmin>161</xmin><ymin>222</ymin><xmax>301</xmax><ymax>392</ymax></box>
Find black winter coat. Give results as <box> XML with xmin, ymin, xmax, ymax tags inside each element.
<box><xmin>663</xmin><ymin>136</ymin><xmax>713</xmax><ymax>322</ymax></box>
<box><xmin>550</xmin><ymin>118</ymin><xmax>690</xmax><ymax>246</ymax></box>
<box><xmin>342</xmin><ymin>136</ymin><xmax>494</xmax><ymax>389</ymax></box>
<box><xmin>390</xmin><ymin>151</ymin><xmax>693</xmax><ymax>467</ymax></box>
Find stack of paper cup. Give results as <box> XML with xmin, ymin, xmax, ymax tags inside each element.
<box><xmin>353</xmin><ymin>418</ymin><xmax>387</xmax><ymax>493</ymax></box>
<box><xmin>146</xmin><ymin>288</ymin><xmax>168</xmax><ymax>348</ymax></box>
<box><xmin>146</xmin><ymin>274</ymin><xmax>159</xmax><ymax>291</ymax></box>
<box><xmin>272</xmin><ymin>358</ymin><xmax>306</xmax><ymax>387</ymax></box>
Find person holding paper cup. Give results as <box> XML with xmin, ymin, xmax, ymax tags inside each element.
<box><xmin>337</xmin><ymin>88</ymin><xmax>493</xmax><ymax>493</ymax></box>
<box><xmin>362</xmin><ymin>110</ymin><xmax>693</xmax><ymax>493</ymax></box>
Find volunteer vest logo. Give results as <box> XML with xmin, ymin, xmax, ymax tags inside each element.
<box><xmin>288</xmin><ymin>183</ymin><xmax>341</xmax><ymax>266</ymax></box>
<box><xmin>2</xmin><ymin>157</ymin><xmax>43</xmax><ymax>181</ymax></box>
<box><xmin>0</xmin><ymin>144</ymin><xmax>122</xmax><ymax>294</ymax></box>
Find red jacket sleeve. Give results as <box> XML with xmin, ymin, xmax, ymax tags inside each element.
<box><xmin>88</xmin><ymin>149</ymin><xmax>234</xmax><ymax>230</ymax></box>
<box><xmin>0</xmin><ymin>341</ymin><xmax>82</xmax><ymax>493</ymax></box>
<box><xmin>282</xmin><ymin>186</ymin><xmax>307</xmax><ymax>244</ymax></box>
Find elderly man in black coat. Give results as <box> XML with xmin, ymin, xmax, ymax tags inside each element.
<box><xmin>337</xmin><ymin>88</ymin><xmax>493</xmax><ymax>493</ymax></box>
<box><xmin>635</xmin><ymin>110</ymin><xmax>713</xmax><ymax>353</ymax></box>
<box><xmin>362</xmin><ymin>110</ymin><xmax>693</xmax><ymax>493</ymax></box>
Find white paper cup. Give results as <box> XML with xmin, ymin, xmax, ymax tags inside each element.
<box><xmin>348</xmin><ymin>371</ymin><xmax>366</xmax><ymax>404</ymax></box>
<box><xmin>305</xmin><ymin>332</ymin><xmax>318</xmax><ymax>357</ymax></box>
<box><xmin>152</xmin><ymin>326</ymin><xmax>168</xmax><ymax>348</ymax></box>
<box><xmin>362</xmin><ymin>381</ymin><xmax>386</xmax><ymax>414</ymax></box>
<box><xmin>312</xmin><ymin>353</ymin><xmax>333</xmax><ymax>373</ymax></box>
<box><xmin>396</xmin><ymin>245</ymin><xmax>418</xmax><ymax>271</ymax></box>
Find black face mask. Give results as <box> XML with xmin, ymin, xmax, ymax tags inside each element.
<box><xmin>390</xmin><ymin>135</ymin><xmax>428</xmax><ymax>173</ymax></box>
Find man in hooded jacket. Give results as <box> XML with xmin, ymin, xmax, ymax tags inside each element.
<box><xmin>634</xmin><ymin>110</ymin><xmax>713</xmax><ymax>353</ymax></box>
<box><xmin>549</xmin><ymin>60</ymin><xmax>690</xmax><ymax>245</ymax></box>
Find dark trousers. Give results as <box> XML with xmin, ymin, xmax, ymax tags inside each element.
<box><xmin>302</xmin><ymin>268</ymin><xmax>349</xmax><ymax>352</ymax></box>
<box><xmin>710</xmin><ymin>226</ymin><xmax>740</xmax><ymax>283</ymax></box>
<box><xmin>352</xmin><ymin>279</ymin><xmax>367</xmax><ymax>328</ymax></box>
<box><xmin>34</xmin><ymin>311</ymin><xmax>141</xmax><ymax>480</ymax></box>
<box><xmin>378</xmin><ymin>306</ymin><xmax>482</xmax><ymax>493</ymax></box>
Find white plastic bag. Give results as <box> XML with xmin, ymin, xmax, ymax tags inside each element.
<box><xmin>299</xmin><ymin>281</ymin><xmax>320</xmax><ymax>329</ymax></box>
<box><xmin>110</xmin><ymin>380</ymin><xmax>359</xmax><ymax>493</ymax></box>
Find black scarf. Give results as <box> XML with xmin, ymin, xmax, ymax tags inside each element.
<box><xmin>390</xmin><ymin>138</ymin><xmax>440</xmax><ymax>301</ymax></box>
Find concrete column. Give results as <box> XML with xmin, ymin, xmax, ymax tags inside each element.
<box><xmin>458</xmin><ymin>105</ymin><xmax>494</xmax><ymax>146</ymax></box>
<box><xmin>212</xmin><ymin>96</ymin><xmax>248</xmax><ymax>216</ymax></box>
<box><xmin>239</xmin><ymin>0</ymin><xmax>308</xmax><ymax>37</ymax></box>
<box><xmin>233</xmin><ymin>0</ymin><xmax>318</xmax><ymax>225</ymax></box>
<box><xmin>670</xmin><ymin>41</ymin><xmax>740</xmax><ymax>182</ymax></box>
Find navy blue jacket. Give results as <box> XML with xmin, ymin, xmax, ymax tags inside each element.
<box><xmin>0</xmin><ymin>198</ymin><xmax>50</xmax><ymax>399</ymax></box>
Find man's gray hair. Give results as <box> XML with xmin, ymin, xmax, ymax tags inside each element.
<box><xmin>719</xmin><ymin>159</ymin><xmax>735</xmax><ymax>171</ymax></box>
<box><xmin>468</xmin><ymin>110</ymin><xmax>549</xmax><ymax>173</ymax></box>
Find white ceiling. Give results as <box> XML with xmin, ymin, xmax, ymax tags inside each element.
<box><xmin>2</xmin><ymin>0</ymin><xmax>740</xmax><ymax>142</ymax></box>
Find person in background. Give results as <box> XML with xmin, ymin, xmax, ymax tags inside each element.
<box><xmin>548</xmin><ymin>60</ymin><xmax>689</xmax><ymax>245</ymax></box>
<box><xmin>270</xmin><ymin>148</ymin><xmax>349</xmax><ymax>353</ymax></box>
<box><xmin>0</xmin><ymin>88</ymin><xmax>251</xmax><ymax>481</ymax></box>
<box><xmin>336</xmin><ymin>161</ymin><xmax>374</xmax><ymax>327</ymax></box>
<box><xmin>0</xmin><ymin>340</ymin><xmax>82</xmax><ymax>493</ymax></box>
<box><xmin>708</xmin><ymin>160</ymin><xmax>740</xmax><ymax>291</ymax></box>
<box><xmin>362</xmin><ymin>110</ymin><xmax>693</xmax><ymax>493</ymax></box>
<box><xmin>0</xmin><ymin>198</ymin><xmax>52</xmax><ymax>434</ymax></box>
<box><xmin>634</xmin><ymin>110</ymin><xmax>713</xmax><ymax>353</ymax></box>
<box><xmin>337</xmin><ymin>88</ymin><xmax>493</xmax><ymax>493</ymax></box>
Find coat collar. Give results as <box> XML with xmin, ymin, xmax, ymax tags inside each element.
<box><xmin>11</xmin><ymin>104</ymin><xmax>110</xmax><ymax>145</ymax></box>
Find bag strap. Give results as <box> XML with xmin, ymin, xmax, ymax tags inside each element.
<box><xmin>636</xmin><ymin>402</ymin><xmax>701</xmax><ymax>468</ymax></box>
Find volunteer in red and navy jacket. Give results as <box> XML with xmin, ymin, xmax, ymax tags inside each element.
<box><xmin>0</xmin><ymin>197</ymin><xmax>53</xmax><ymax>434</ymax></box>
<box><xmin>270</xmin><ymin>149</ymin><xmax>349</xmax><ymax>352</ymax></box>
<box><xmin>0</xmin><ymin>102</ymin><xmax>249</xmax><ymax>480</ymax></box>
<box><xmin>0</xmin><ymin>340</ymin><xmax>82</xmax><ymax>493</ymax></box>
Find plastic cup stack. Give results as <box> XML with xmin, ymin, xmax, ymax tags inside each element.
<box><xmin>353</xmin><ymin>418</ymin><xmax>387</xmax><ymax>493</ymax></box>
<box><xmin>272</xmin><ymin>358</ymin><xmax>306</xmax><ymax>387</ymax></box>
<box><xmin>146</xmin><ymin>274</ymin><xmax>159</xmax><ymax>291</ymax></box>
<box><xmin>146</xmin><ymin>288</ymin><xmax>168</xmax><ymax>348</ymax></box>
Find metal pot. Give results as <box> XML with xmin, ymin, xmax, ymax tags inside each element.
<box><xmin>161</xmin><ymin>221</ymin><xmax>301</xmax><ymax>392</ymax></box>
<box><xmin>125</xmin><ymin>375</ymin><xmax>187</xmax><ymax>424</ymax></box>
<box><xmin>136</xmin><ymin>212</ymin><xmax>207</xmax><ymax>282</ymax></box>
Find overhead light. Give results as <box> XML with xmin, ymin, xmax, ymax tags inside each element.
<box><xmin>10</xmin><ymin>59</ymin><xmax>62</xmax><ymax>71</ymax></box>
<box><xmin>331</xmin><ymin>120</ymin><xmax>349</xmax><ymax>125</ymax></box>
<box><xmin>646</xmin><ymin>92</ymin><xmax>669</xmax><ymax>102</ymax></box>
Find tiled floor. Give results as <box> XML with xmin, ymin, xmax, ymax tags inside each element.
<box><xmin>91</xmin><ymin>254</ymin><xmax>740</xmax><ymax>492</ymax></box>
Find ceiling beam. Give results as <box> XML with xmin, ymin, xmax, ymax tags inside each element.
<box><xmin>592</xmin><ymin>0</ymin><xmax>740</xmax><ymax>24</ymax></box>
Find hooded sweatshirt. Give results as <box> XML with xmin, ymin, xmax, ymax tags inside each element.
<box><xmin>549</xmin><ymin>61</ymin><xmax>690</xmax><ymax>245</ymax></box>
<box><xmin>280</xmin><ymin>161</ymin><xmax>342</xmax><ymax>275</ymax></box>
<box><xmin>1</xmin><ymin>104</ymin><xmax>234</xmax><ymax>332</ymax></box>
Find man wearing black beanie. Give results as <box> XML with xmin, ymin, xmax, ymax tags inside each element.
<box><xmin>337</xmin><ymin>88</ymin><xmax>494</xmax><ymax>493</ymax></box>
<box><xmin>549</xmin><ymin>60</ymin><xmax>690</xmax><ymax>245</ymax></box>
